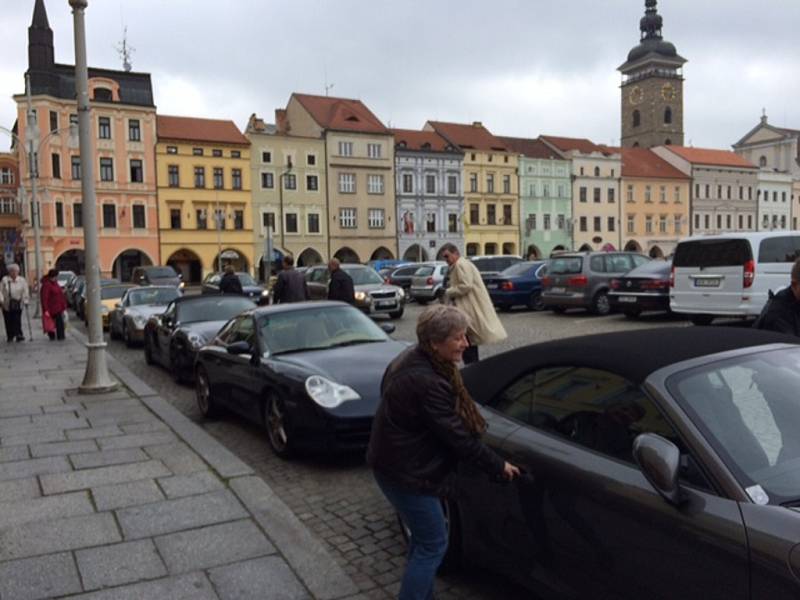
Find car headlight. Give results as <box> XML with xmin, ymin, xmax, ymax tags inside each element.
<box><xmin>187</xmin><ymin>332</ymin><xmax>206</xmax><ymax>349</ymax></box>
<box><xmin>179</xmin><ymin>281</ymin><xmax>186</xmax><ymax>289</ymax></box>
<box><xmin>261</xmin><ymin>289</ymin><xmax>269</xmax><ymax>297</ymax></box>
<box><xmin>396</xmin><ymin>288</ymin><xmax>405</xmax><ymax>299</ymax></box>
<box><xmin>354</xmin><ymin>291</ymin><xmax>367</xmax><ymax>302</ymax></box>
<box><xmin>132</xmin><ymin>314</ymin><xmax>147</xmax><ymax>328</ymax></box>
<box><xmin>305</xmin><ymin>375</ymin><xmax>360</xmax><ymax>408</ymax></box>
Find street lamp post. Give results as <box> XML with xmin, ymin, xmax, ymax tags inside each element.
<box><xmin>70</xmin><ymin>0</ymin><xmax>117</xmax><ymax>393</ymax></box>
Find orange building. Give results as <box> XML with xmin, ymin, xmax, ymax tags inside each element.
<box><xmin>0</xmin><ymin>153</ymin><xmax>23</xmax><ymax>276</ymax></box>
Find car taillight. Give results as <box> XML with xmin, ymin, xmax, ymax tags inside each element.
<box><xmin>641</xmin><ymin>280</ymin><xmax>670</xmax><ymax>290</ymax></box>
<box><xmin>669</xmin><ymin>266</ymin><xmax>675</xmax><ymax>288</ymax></box>
<box><xmin>500</xmin><ymin>281</ymin><xmax>514</xmax><ymax>291</ymax></box>
<box><xmin>743</xmin><ymin>259</ymin><xmax>755</xmax><ymax>288</ymax></box>
<box><xmin>610</xmin><ymin>279</ymin><xmax>620</xmax><ymax>290</ymax></box>
<box><xmin>384</xmin><ymin>278</ymin><xmax>390</xmax><ymax>284</ymax></box>
<box><xmin>567</xmin><ymin>275</ymin><xmax>588</xmax><ymax>287</ymax></box>
<box><xmin>426</xmin><ymin>277</ymin><xmax>434</xmax><ymax>285</ymax></box>
<box><xmin>542</xmin><ymin>276</ymin><xmax>552</xmax><ymax>287</ymax></box>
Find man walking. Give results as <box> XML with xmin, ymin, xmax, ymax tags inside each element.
<box><xmin>273</xmin><ymin>256</ymin><xmax>309</xmax><ymax>303</ymax></box>
<box><xmin>754</xmin><ymin>258</ymin><xmax>800</xmax><ymax>336</ymax></box>
<box><xmin>440</xmin><ymin>243</ymin><xmax>506</xmax><ymax>363</ymax></box>
<box><xmin>0</xmin><ymin>264</ymin><xmax>30</xmax><ymax>342</ymax></box>
<box><xmin>219</xmin><ymin>265</ymin><xmax>243</xmax><ymax>295</ymax></box>
<box><xmin>327</xmin><ymin>259</ymin><xmax>355</xmax><ymax>305</ymax></box>
<box><xmin>41</xmin><ymin>268</ymin><xmax>67</xmax><ymax>341</ymax></box>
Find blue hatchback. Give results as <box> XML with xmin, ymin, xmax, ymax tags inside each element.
<box><xmin>485</xmin><ymin>261</ymin><xmax>547</xmax><ymax>311</ymax></box>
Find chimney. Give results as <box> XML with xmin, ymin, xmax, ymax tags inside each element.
<box><xmin>275</xmin><ymin>109</ymin><xmax>289</xmax><ymax>133</ymax></box>
<box><xmin>472</xmin><ymin>121</ymin><xmax>483</xmax><ymax>128</ymax></box>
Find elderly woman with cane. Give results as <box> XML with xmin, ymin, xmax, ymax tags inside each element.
<box><xmin>0</xmin><ymin>264</ymin><xmax>30</xmax><ymax>342</ymax></box>
<box><xmin>368</xmin><ymin>304</ymin><xmax>519</xmax><ymax>600</ymax></box>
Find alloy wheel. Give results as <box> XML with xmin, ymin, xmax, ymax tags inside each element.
<box><xmin>195</xmin><ymin>367</ymin><xmax>219</xmax><ymax>417</ymax></box>
<box><xmin>265</xmin><ymin>395</ymin><xmax>292</xmax><ymax>458</ymax></box>
<box><xmin>593</xmin><ymin>292</ymin><xmax>611</xmax><ymax>316</ymax></box>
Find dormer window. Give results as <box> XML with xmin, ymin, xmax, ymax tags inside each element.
<box><xmin>93</xmin><ymin>88</ymin><xmax>113</xmax><ymax>102</ymax></box>
<box><xmin>421</xmin><ymin>143</ymin><xmax>431</xmax><ymax>150</ymax></box>
<box><xmin>345</xmin><ymin>115</ymin><xmax>359</xmax><ymax>122</ymax></box>
<box><xmin>759</xmin><ymin>156</ymin><xmax>767</xmax><ymax>168</ymax></box>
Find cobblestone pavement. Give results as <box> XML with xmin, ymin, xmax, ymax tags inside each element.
<box><xmin>74</xmin><ymin>304</ymin><xmax>688</xmax><ymax>599</ymax></box>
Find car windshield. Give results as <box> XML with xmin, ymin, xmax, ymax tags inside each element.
<box><xmin>176</xmin><ymin>297</ymin><xmax>255</xmax><ymax>324</ymax></box>
<box><xmin>625</xmin><ymin>260</ymin><xmax>672</xmax><ymax>277</ymax></box>
<box><xmin>342</xmin><ymin>267</ymin><xmax>384</xmax><ymax>285</ymax></box>
<box><xmin>548</xmin><ymin>257</ymin><xmax>583</xmax><ymax>274</ymax></box>
<box><xmin>502</xmin><ymin>262</ymin><xmax>541</xmax><ymax>277</ymax></box>
<box><xmin>237</xmin><ymin>273</ymin><xmax>257</xmax><ymax>286</ymax></box>
<box><xmin>128</xmin><ymin>288</ymin><xmax>181</xmax><ymax>306</ymax></box>
<box><xmin>667</xmin><ymin>347</ymin><xmax>800</xmax><ymax>506</ymax></box>
<box><xmin>258</xmin><ymin>305</ymin><xmax>388</xmax><ymax>355</ymax></box>
<box><xmin>673</xmin><ymin>239</ymin><xmax>752</xmax><ymax>268</ymax></box>
<box><xmin>100</xmin><ymin>286</ymin><xmax>130</xmax><ymax>300</ymax></box>
<box><xmin>57</xmin><ymin>272</ymin><xmax>73</xmax><ymax>282</ymax></box>
<box><xmin>146</xmin><ymin>267</ymin><xmax>177</xmax><ymax>278</ymax></box>
<box><xmin>414</xmin><ymin>266</ymin><xmax>434</xmax><ymax>277</ymax></box>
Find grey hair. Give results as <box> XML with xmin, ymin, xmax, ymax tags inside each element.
<box><xmin>439</xmin><ymin>243</ymin><xmax>460</xmax><ymax>256</ymax></box>
<box><xmin>416</xmin><ymin>304</ymin><xmax>469</xmax><ymax>346</ymax></box>
<box><xmin>7</xmin><ymin>263</ymin><xmax>19</xmax><ymax>272</ymax></box>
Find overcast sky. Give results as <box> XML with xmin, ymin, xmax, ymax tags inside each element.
<box><xmin>2</xmin><ymin>0</ymin><xmax>799</xmax><ymax>151</ymax></box>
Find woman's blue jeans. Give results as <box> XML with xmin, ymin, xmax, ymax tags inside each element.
<box><xmin>375</xmin><ymin>474</ymin><xmax>448</xmax><ymax>600</ymax></box>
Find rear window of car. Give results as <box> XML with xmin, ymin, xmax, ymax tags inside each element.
<box><xmin>145</xmin><ymin>267</ymin><xmax>177</xmax><ymax>278</ymax></box>
<box><xmin>395</xmin><ymin>266</ymin><xmax>421</xmax><ymax>277</ymax></box>
<box><xmin>415</xmin><ymin>266</ymin><xmax>434</xmax><ymax>277</ymax></box>
<box><xmin>502</xmin><ymin>262</ymin><xmax>537</xmax><ymax>277</ymax></box>
<box><xmin>673</xmin><ymin>239</ymin><xmax>753</xmax><ymax>268</ymax></box>
<box><xmin>471</xmin><ymin>259</ymin><xmax>497</xmax><ymax>272</ymax></box>
<box><xmin>758</xmin><ymin>236</ymin><xmax>800</xmax><ymax>264</ymax></box>
<box><xmin>548</xmin><ymin>257</ymin><xmax>583</xmax><ymax>274</ymax></box>
<box><xmin>625</xmin><ymin>260</ymin><xmax>672</xmax><ymax>277</ymax></box>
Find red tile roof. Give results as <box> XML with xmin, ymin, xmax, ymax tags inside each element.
<box><xmin>292</xmin><ymin>93</ymin><xmax>389</xmax><ymax>134</ymax></box>
<box><xmin>157</xmin><ymin>115</ymin><xmax>249</xmax><ymax>145</ymax></box>
<box><xmin>498</xmin><ymin>136</ymin><xmax>560</xmax><ymax>160</ymax></box>
<box><xmin>391</xmin><ymin>129</ymin><xmax>458</xmax><ymax>153</ymax></box>
<box><xmin>426</xmin><ymin>121</ymin><xmax>507</xmax><ymax>152</ymax></box>
<box><xmin>540</xmin><ymin>135</ymin><xmax>608</xmax><ymax>155</ymax></box>
<box><xmin>621</xmin><ymin>148</ymin><xmax>690</xmax><ymax>180</ymax></box>
<box><xmin>662</xmin><ymin>146</ymin><xmax>756</xmax><ymax>169</ymax></box>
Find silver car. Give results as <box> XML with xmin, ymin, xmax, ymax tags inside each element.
<box><xmin>409</xmin><ymin>262</ymin><xmax>449</xmax><ymax>305</ymax></box>
<box><xmin>109</xmin><ymin>285</ymin><xmax>182</xmax><ymax>347</ymax></box>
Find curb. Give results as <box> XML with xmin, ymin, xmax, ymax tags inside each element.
<box><xmin>68</xmin><ymin>328</ymin><xmax>360</xmax><ymax>599</ymax></box>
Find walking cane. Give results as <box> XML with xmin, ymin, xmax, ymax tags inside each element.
<box><xmin>24</xmin><ymin>303</ymin><xmax>33</xmax><ymax>340</ymax></box>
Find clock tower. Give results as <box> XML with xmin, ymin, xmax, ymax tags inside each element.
<box><xmin>619</xmin><ymin>0</ymin><xmax>687</xmax><ymax>148</ymax></box>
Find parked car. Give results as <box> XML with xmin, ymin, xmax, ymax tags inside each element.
<box><xmin>402</xmin><ymin>327</ymin><xmax>800</xmax><ymax>598</ymax></box>
<box><xmin>609</xmin><ymin>259</ymin><xmax>673</xmax><ymax>318</ymax></box>
<box><xmin>56</xmin><ymin>270</ymin><xmax>75</xmax><ymax>289</ymax></box>
<box><xmin>194</xmin><ymin>301</ymin><xmax>410</xmax><ymax>458</ymax></box>
<box><xmin>143</xmin><ymin>294</ymin><xmax>257</xmax><ymax>383</ymax></box>
<box><xmin>368</xmin><ymin>258</ymin><xmax>409</xmax><ymax>273</ymax></box>
<box><xmin>66</xmin><ymin>275</ymin><xmax>85</xmax><ymax>309</ymax></box>
<box><xmin>305</xmin><ymin>264</ymin><xmax>405</xmax><ymax>319</ymax></box>
<box><xmin>85</xmin><ymin>284</ymin><xmax>134</xmax><ymax>330</ymax></box>
<box><xmin>109</xmin><ymin>285</ymin><xmax>182</xmax><ymax>347</ymax></box>
<box><xmin>483</xmin><ymin>261</ymin><xmax>547</xmax><ymax>311</ymax></box>
<box><xmin>671</xmin><ymin>232</ymin><xmax>800</xmax><ymax>326</ymax></box>
<box><xmin>470</xmin><ymin>255</ymin><xmax>523</xmax><ymax>280</ymax></box>
<box><xmin>408</xmin><ymin>263</ymin><xmax>449</xmax><ymax>305</ymax></box>
<box><xmin>131</xmin><ymin>265</ymin><xmax>184</xmax><ymax>289</ymax></box>
<box><xmin>542</xmin><ymin>251</ymin><xmax>650</xmax><ymax>315</ymax></box>
<box><xmin>385</xmin><ymin>263</ymin><xmax>430</xmax><ymax>296</ymax></box>
<box><xmin>200</xmin><ymin>271</ymin><xmax>270</xmax><ymax>305</ymax></box>
<box><xmin>75</xmin><ymin>278</ymin><xmax>120</xmax><ymax>321</ymax></box>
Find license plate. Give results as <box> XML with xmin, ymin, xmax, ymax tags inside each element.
<box><xmin>550</xmin><ymin>287</ymin><xmax>566</xmax><ymax>294</ymax></box>
<box><xmin>618</xmin><ymin>296</ymin><xmax>637</xmax><ymax>303</ymax></box>
<box><xmin>486</xmin><ymin>284</ymin><xmax>498</xmax><ymax>289</ymax></box>
<box><xmin>694</xmin><ymin>278</ymin><xmax>720</xmax><ymax>288</ymax></box>
<box><xmin>376</xmin><ymin>300</ymin><xmax>395</xmax><ymax>308</ymax></box>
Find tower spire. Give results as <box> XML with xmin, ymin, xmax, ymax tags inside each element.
<box><xmin>28</xmin><ymin>0</ymin><xmax>54</xmax><ymax>72</ymax></box>
<box><xmin>640</xmin><ymin>0</ymin><xmax>664</xmax><ymax>41</ymax></box>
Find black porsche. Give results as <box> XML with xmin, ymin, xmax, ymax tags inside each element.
<box><xmin>415</xmin><ymin>327</ymin><xmax>800</xmax><ymax>599</ymax></box>
<box><xmin>194</xmin><ymin>301</ymin><xmax>410</xmax><ymax>458</ymax></box>
<box><xmin>143</xmin><ymin>294</ymin><xmax>256</xmax><ymax>383</ymax></box>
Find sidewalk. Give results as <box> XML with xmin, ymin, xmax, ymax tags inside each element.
<box><xmin>0</xmin><ymin>329</ymin><xmax>361</xmax><ymax>600</ymax></box>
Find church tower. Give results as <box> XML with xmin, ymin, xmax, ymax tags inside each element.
<box><xmin>27</xmin><ymin>0</ymin><xmax>58</xmax><ymax>95</ymax></box>
<box><xmin>619</xmin><ymin>0</ymin><xmax>686</xmax><ymax>148</ymax></box>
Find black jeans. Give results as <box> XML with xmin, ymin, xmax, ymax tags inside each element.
<box><xmin>3</xmin><ymin>309</ymin><xmax>23</xmax><ymax>341</ymax></box>
<box><xmin>47</xmin><ymin>312</ymin><xmax>65</xmax><ymax>341</ymax></box>
<box><xmin>462</xmin><ymin>344</ymin><xmax>479</xmax><ymax>364</ymax></box>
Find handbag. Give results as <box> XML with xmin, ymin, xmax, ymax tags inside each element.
<box><xmin>9</xmin><ymin>298</ymin><xmax>21</xmax><ymax>312</ymax></box>
<box><xmin>43</xmin><ymin>312</ymin><xmax>55</xmax><ymax>334</ymax></box>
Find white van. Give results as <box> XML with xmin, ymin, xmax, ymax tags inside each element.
<box><xmin>670</xmin><ymin>231</ymin><xmax>800</xmax><ymax>325</ymax></box>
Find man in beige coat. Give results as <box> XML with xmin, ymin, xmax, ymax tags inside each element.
<box><xmin>441</xmin><ymin>243</ymin><xmax>506</xmax><ymax>363</ymax></box>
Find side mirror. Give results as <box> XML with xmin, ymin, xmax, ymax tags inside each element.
<box><xmin>633</xmin><ymin>433</ymin><xmax>683</xmax><ymax>505</ymax></box>
<box><xmin>380</xmin><ymin>323</ymin><xmax>396</xmax><ymax>334</ymax></box>
<box><xmin>227</xmin><ymin>340</ymin><xmax>252</xmax><ymax>355</ymax></box>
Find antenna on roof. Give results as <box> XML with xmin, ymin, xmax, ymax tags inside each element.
<box><xmin>324</xmin><ymin>67</ymin><xmax>334</xmax><ymax>96</ymax></box>
<box><xmin>116</xmin><ymin>26</ymin><xmax>135</xmax><ymax>72</ymax></box>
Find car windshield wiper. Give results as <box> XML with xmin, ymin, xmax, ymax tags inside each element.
<box><xmin>327</xmin><ymin>339</ymin><xmax>384</xmax><ymax>348</ymax></box>
<box><xmin>272</xmin><ymin>346</ymin><xmax>331</xmax><ymax>356</ymax></box>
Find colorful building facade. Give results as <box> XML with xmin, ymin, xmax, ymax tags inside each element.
<box><xmin>0</xmin><ymin>153</ymin><xmax>23</xmax><ymax>276</ymax></box>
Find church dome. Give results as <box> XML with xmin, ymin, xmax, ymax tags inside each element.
<box><xmin>627</xmin><ymin>38</ymin><xmax>678</xmax><ymax>63</ymax></box>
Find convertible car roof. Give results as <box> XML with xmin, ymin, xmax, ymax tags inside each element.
<box><xmin>463</xmin><ymin>327</ymin><xmax>798</xmax><ymax>397</ymax></box>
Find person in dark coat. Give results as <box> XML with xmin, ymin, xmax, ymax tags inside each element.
<box><xmin>41</xmin><ymin>269</ymin><xmax>67</xmax><ymax>341</ymax></box>
<box><xmin>219</xmin><ymin>265</ymin><xmax>244</xmax><ymax>295</ymax></box>
<box><xmin>367</xmin><ymin>305</ymin><xmax>519</xmax><ymax>599</ymax></box>
<box><xmin>754</xmin><ymin>258</ymin><xmax>800</xmax><ymax>336</ymax></box>
<box><xmin>327</xmin><ymin>259</ymin><xmax>355</xmax><ymax>304</ymax></box>
<box><xmin>273</xmin><ymin>256</ymin><xmax>309</xmax><ymax>303</ymax></box>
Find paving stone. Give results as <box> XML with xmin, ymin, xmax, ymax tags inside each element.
<box><xmin>30</xmin><ymin>414</ymin><xmax>88</xmax><ymax>429</ymax></box>
<box><xmin>92</xmin><ymin>478</ymin><xmax>165</xmax><ymax>511</ymax></box>
<box><xmin>29</xmin><ymin>439</ymin><xmax>97</xmax><ymax>458</ymax></box>
<box><xmin>1</xmin><ymin>428</ymin><xmax>65</xmax><ymax>446</ymax></box>
<box><xmin>0</xmin><ymin>404</ymin><xmax>44</xmax><ymax>418</ymax></box>
<box><xmin>117</xmin><ymin>489</ymin><xmax>248</xmax><ymax>539</ymax></box>
<box><xmin>97</xmin><ymin>431</ymin><xmax>177</xmax><ymax>450</ymax></box>
<box><xmin>0</xmin><ymin>415</ymin><xmax>32</xmax><ymax>430</ymax></box>
<box><xmin>67</xmin><ymin>571</ymin><xmax>219</xmax><ymax>600</ymax></box>
<box><xmin>158</xmin><ymin>471</ymin><xmax>224</xmax><ymax>499</ymax></box>
<box><xmin>0</xmin><ymin>512</ymin><xmax>121</xmax><ymax>561</ymax></box>
<box><xmin>42</xmin><ymin>402</ymin><xmax>81</xmax><ymax>414</ymax></box>
<box><xmin>208</xmin><ymin>556</ymin><xmax>310</xmax><ymax>600</ymax></box>
<box><xmin>81</xmin><ymin>398</ymin><xmax>141</xmax><ymax>411</ymax></box>
<box><xmin>0</xmin><ymin>491</ymin><xmax>94</xmax><ymax>529</ymax></box>
<box><xmin>155</xmin><ymin>519</ymin><xmax>275</xmax><ymax>574</ymax></box>
<box><xmin>144</xmin><ymin>442</ymin><xmax>207</xmax><ymax>474</ymax></box>
<box><xmin>0</xmin><ymin>551</ymin><xmax>82</xmax><ymax>600</ymax></box>
<box><xmin>40</xmin><ymin>459</ymin><xmax>170</xmax><ymax>494</ymax></box>
<box><xmin>70</xmin><ymin>447</ymin><xmax>148</xmax><ymax>469</ymax></box>
<box><xmin>0</xmin><ymin>477</ymin><xmax>40</xmax><ymax>503</ymax></box>
<box><xmin>121</xmin><ymin>420</ymin><xmax>171</xmax><ymax>434</ymax></box>
<box><xmin>0</xmin><ymin>444</ymin><xmax>30</xmax><ymax>463</ymax></box>
<box><xmin>76</xmin><ymin>539</ymin><xmax>168</xmax><ymax>590</ymax></box>
<box><xmin>66</xmin><ymin>424</ymin><xmax>123</xmax><ymax>440</ymax></box>
<box><xmin>0</xmin><ymin>455</ymin><xmax>71</xmax><ymax>482</ymax></box>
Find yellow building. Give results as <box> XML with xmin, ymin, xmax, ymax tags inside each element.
<box><xmin>425</xmin><ymin>121</ymin><xmax>519</xmax><ymax>256</ymax></box>
<box><xmin>156</xmin><ymin>116</ymin><xmax>253</xmax><ymax>283</ymax></box>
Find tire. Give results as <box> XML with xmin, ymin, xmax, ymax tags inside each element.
<box><xmin>497</xmin><ymin>304</ymin><xmax>512</xmax><ymax>312</ymax></box>
<box><xmin>623</xmin><ymin>308</ymin><xmax>642</xmax><ymax>319</ymax></box>
<box><xmin>264</xmin><ymin>394</ymin><xmax>295</xmax><ymax>459</ymax></box>
<box><xmin>416</xmin><ymin>299</ymin><xmax>429</xmax><ymax>306</ymax></box>
<box><xmin>170</xmin><ymin>346</ymin><xmax>187</xmax><ymax>384</ymax></box>
<box><xmin>143</xmin><ymin>334</ymin><xmax>155</xmax><ymax>365</ymax></box>
<box><xmin>528</xmin><ymin>291</ymin><xmax>545</xmax><ymax>312</ymax></box>
<box><xmin>389</xmin><ymin>308</ymin><xmax>404</xmax><ymax>319</ymax></box>
<box><xmin>397</xmin><ymin>497</ymin><xmax>462</xmax><ymax>574</ymax></box>
<box><xmin>690</xmin><ymin>314</ymin><xmax>714</xmax><ymax>326</ymax></box>
<box><xmin>123</xmin><ymin>322</ymin><xmax>134</xmax><ymax>348</ymax></box>
<box><xmin>552</xmin><ymin>306</ymin><xmax>567</xmax><ymax>314</ymax></box>
<box><xmin>109</xmin><ymin>321</ymin><xmax>120</xmax><ymax>340</ymax></box>
<box><xmin>590</xmin><ymin>291</ymin><xmax>611</xmax><ymax>316</ymax></box>
<box><xmin>195</xmin><ymin>365</ymin><xmax>221</xmax><ymax>418</ymax></box>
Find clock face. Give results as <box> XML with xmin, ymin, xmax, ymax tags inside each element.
<box><xmin>628</xmin><ymin>86</ymin><xmax>644</xmax><ymax>105</ymax></box>
<box><xmin>661</xmin><ymin>83</ymin><xmax>676</xmax><ymax>101</ymax></box>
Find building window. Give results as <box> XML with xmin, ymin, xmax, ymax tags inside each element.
<box><xmin>193</xmin><ymin>147</ymin><xmax>203</xmax><ymax>156</ymax></box>
<box><xmin>262</xmin><ymin>212</ymin><xmax>275</xmax><ymax>233</ymax></box>
<box><xmin>694</xmin><ymin>213</ymin><xmax>700</xmax><ymax>230</ymax></box>
<box><xmin>261</xmin><ymin>172</ymin><xmax>274</xmax><ymax>189</ymax></box>
<box><xmin>283</xmin><ymin>173</ymin><xmax>297</xmax><ymax>190</ymax></box>
<box><xmin>339</xmin><ymin>207</ymin><xmax>357</xmax><ymax>228</ymax></box>
<box><xmin>308</xmin><ymin>213</ymin><xmax>320</xmax><ymax>233</ymax></box>
<box><xmin>727</xmin><ymin>214</ymin><xmax>732</xmax><ymax>229</ymax></box>
<box><xmin>426</xmin><ymin>213</ymin><xmax>436</xmax><ymax>233</ymax></box>
<box><xmin>402</xmin><ymin>173</ymin><xmax>413</xmax><ymax>193</ymax></box>
<box><xmin>368</xmin><ymin>174</ymin><xmax>384</xmax><ymax>194</ymax></box>
<box><xmin>368</xmin><ymin>208</ymin><xmax>385</xmax><ymax>229</ymax></box>
<box><xmin>447</xmin><ymin>174</ymin><xmax>458</xmax><ymax>195</ymax></box>
<box><xmin>234</xmin><ymin>210</ymin><xmax>244</xmax><ymax>230</ymax></box>
<box><xmin>705</xmin><ymin>184</ymin><xmax>710</xmax><ymax>198</ymax></box>
<box><xmin>71</xmin><ymin>156</ymin><xmax>81</xmax><ymax>180</ymax></box>
<box><xmin>503</xmin><ymin>204</ymin><xmax>513</xmax><ymax>225</ymax></box>
<box><xmin>487</xmin><ymin>204</ymin><xmax>496</xmax><ymax>225</ymax></box>
<box><xmin>425</xmin><ymin>174</ymin><xmax>436</xmax><ymax>194</ymax></box>
<box><xmin>212</xmin><ymin>149</ymin><xmax>222</xmax><ymax>158</ymax></box>
<box><xmin>51</xmin><ymin>153</ymin><xmax>61</xmax><ymax>179</ymax></box>
<box><xmin>168</xmin><ymin>165</ymin><xmax>179</xmax><ymax>187</ymax></box>
<box><xmin>170</xmin><ymin>208</ymin><xmax>181</xmax><ymax>229</ymax></box>
<box><xmin>593</xmin><ymin>216</ymin><xmax>602</xmax><ymax>232</ymax></box>
<box><xmin>306</xmin><ymin>175</ymin><xmax>318</xmax><ymax>191</ymax></box>
<box><xmin>645</xmin><ymin>186</ymin><xmax>652</xmax><ymax>203</ymax></box>
<box><xmin>694</xmin><ymin>183</ymin><xmax>699</xmax><ymax>198</ymax></box>
<box><xmin>738</xmin><ymin>214</ymin><xmax>744</xmax><ymax>230</ymax></box>
<box><xmin>470</xmin><ymin>203</ymin><xmax>479</xmax><ymax>224</ymax></box>
<box><xmin>645</xmin><ymin>216</ymin><xmax>653</xmax><ymax>234</ymax></box>
<box><xmin>231</xmin><ymin>150</ymin><xmax>241</xmax><ymax>158</ymax></box>
<box><xmin>608</xmin><ymin>188</ymin><xmax>615</xmax><ymax>203</ymax></box>
<box><xmin>128</xmin><ymin>119</ymin><xmax>141</xmax><ymax>142</ymax></box>
<box><xmin>102</xmin><ymin>204</ymin><xmax>116</xmax><ymax>228</ymax></box>
<box><xmin>232</xmin><ymin>169</ymin><xmax>242</xmax><ymax>190</ymax></box>
<box><xmin>49</xmin><ymin>110</ymin><xmax>58</xmax><ymax>132</ymax></box>
<box><xmin>73</xmin><ymin>203</ymin><xmax>82</xmax><ymax>228</ymax></box>
<box><xmin>99</xmin><ymin>157</ymin><xmax>114</xmax><ymax>182</ymax></box>
<box><xmin>0</xmin><ymin>197</ymin><xmax>17</xmax><ymax>215</ymax></box>
<box><xmin>627</xmin><ymin>214</ymin><xmax>635</xmax><ymax>233</ymax></box>
<box><xmin>658</xmin><ymin>186</ymin><xmax>666</xmax><ymax>203</ymax></box>
<box><xmin>659</xmin><ymin>215</ymin><xmax>668</xmax><ymax>233</ymax></box>
<box><xmin>528</xmin><ymin>214</ymin><xmax>537</xmax><ymax>231</ymax></box>
<box><xmin>98</xmin><ymin>117</ymin><xmax>111</xmax><ymax>139</ymax></box>
<box><xmin>675</xmin><ymin>215</ymin><xmax>682</xmax><ymax>234</ymax></box>
<box><xmin>307</xmin><ymin>154</ymin><xmax>316</xmax><ymax>166</ymax></box>
<box><xmin>717</xmin><ymin>185</ymin><xmax>722</xmax><ymax>199</ymax></box>
<box><xmin>627</xmin><ymin>185</ymin><xmax>634</xmax><ymax>202</ymax></box>
<box><xmin>664</xmin><ymin>107</ymin><xmax>672</xmax><ymax>124</ymax></box>
<box><xmin>367</xmin><ymin>143</ymin><xmax>382</xmax><ymax>158</ymax></box>
<box><xmin>593</xmin><ymin>188</ymin><xmax>601</xmax><ymax>203</ymax></box>
<box><xmin>55</xmin><ymin>201</ymin><xmax>64</xmax><ymax>228</ymax></box>
<box><xmin>469</xmin><ymin>173</ymin><xmax>478</xmax><ymax>193</ymax></box>
<box><xmin>748</xmin><ymin>187</ymin><xmax>753</xmax><ymax>200</ymax></box>
<box><xmin>215</xmin><ymin>209</ymin><xmax>226</xmax><ymax>230</ymax></box>
<box><xmin>448</xmin><ymin>213</ymin><xmax>458</xmax><ymax>233</ymax></box>
<box><xmin>716</xmin><ymin>214</ymin><xmax>722</xmax><ymax>229</ymax></box>
<box><xmin>339</xmin><ymin>173</ymin><xmax>356</xmax><ymax>193</ymax></box>
<box><xmin>130</xmin><ymin>159</ymin><xmax>143</xmax><ymax>183</ymax></box>
<box><xmin>213</xmin><ymin>167</ymin><xmax>224</xmax><ymax>189</ymax></box>
<box><xmin>194</xmin><ymin>167</ymin><xmax>205</xmax><ymax>188</ymax></box>
<box><xmin>503</xmin><ymin>175</ymin><xmax>511</xmax><ymax>194</ymax></box>
<box><xmin>196</xmin><ymin>209</ymin><xmax>208</xmax><ymax>230</ymax></box>
<box><xmin>557</xmin><ymin>214</ymin><xmax>565</xmax><ymax>230</ymax></box>
<box><xmin>633</xmin><ymin>110</ymin><xmax>641</xmax><ymax>128</ymax></box>
<box><xmin>783</xmin><ymin>191</ymin><xmax>788</xmax><ymax>203</ymax></box>
<box><xmin>0</xmin><ymin>169</ymin><xmax>13</xmax><ymax>185</ymax></box>
<box><xmin>704</xmin><ymin>214</ymin><xmax>710</xmax><ymax>229</ymax></box>
<box><xmin>132</xmin><ymin>204</ymin><xmax>146</xmax><ymax>229</ymax></box>
<box><xmin>594</xmin><ymin>166</ymin><xmax>600</xmax><ymax>177</ymax></box>
<box><xmin>543</xmin><ymin>214</ymin><xmax>551</xmax><ymax>230</ymax></box>
<box><xmin>166</xmin><ymin>146</ymin><xmax>178</xmax><ymax>154</ymax></box>
<box><xmin>579</xmin><ymin>187</ymin><xmax>587</xmax><ymax>202</ymax></box>
<box><xmin>738</xmin><ymin>186</ymin><xmax>743</xmax><ymax>200</ymax></box>
<box><xmin>262</xmin><ymin>151</ymin><xmax>272</xmax><ymax>163</ymax></box>
<box><xmin>748</xmin><ymin>214</ymin><xmax>753</xmax><ymax>229</ymax></box>
<box><xmin>487</xmin><ymin>174</ymin><xmax>494</xmax><ymax>193</ymax></box>
<box><xmin>69</xmin><ymin>113</ymin><xmax>78</xmax><ymax>127</ymax></box>
<box><xmin>579</xmin><ymin>216</ymin><xmax>587</xmax><ymax>232</ymax></box>
<box><xmin>608</xmin><ymin>216</ymin><xmax>615</xmax><ymax>232</ymax></box>
<box><xmin>675</xmin><ymin>187</ymin><xmax>681</xmax><ymax>203</ymax></box>
<box><xmin>338</xmin><ymin>141</ymin><xmax>353</xmax><ymax>157</ymax></box>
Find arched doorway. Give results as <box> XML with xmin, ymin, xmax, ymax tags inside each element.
<box><xmin>502</xmin><ymin>242</ymin><xmax>516</xmax><ymax>255</ymax></box>
<box><xmin>112</xmin><ymin>249</ymin><xmax>153</xmax><ymax>283</ymax></box>
<box><xmin>297</xmin><ymin>247</ymin><xmax>323</xmax><ymax>267</ymax></box>
<box><xmin>466</xmin><ymin>243</ymin><xmax>479</xmax><ymax>257</ymax></box>
<box><xmin>403</xmin><ymin>244</ymin><xmax>428</xmax><ymax>262</ymax></box>
<box><xmin>624</xmin><ymin>240</ymin><xmax>642</xmax><ymax>252</ymax></box>
<box><xmin>370</xmin><ymin>247</ymin><xmax>394</xmax><ymax>261</ymax></box>
<box><xmin>484</xmin><ymin>242</ymin><xmax>498</xmax><ymax>255</ymax></box>
<box><xmin>257</xmin><ymin>248</ymin><xmax>285</xmax><ymax>282</ymax></box>
<box><xmin>213</xmin><ymin>248</ymin><xmax>249</xmax><ymax>274</ymax></box>
<box><xmin>526</xmin><ymin>245</ymin><xmax>542</xmax><ymax>260</ymax></box>
<box><xmin>578</xmin><ymin>244</ymin><xmax>592</xmax><ymax>252</ymax></box>
<box><xmin>55</xmin><ymin>249</ymin><xmax>85</xmax><ymax>275</ymax></box>
<box><xmin>551</xmin><ymin>245</ymin><xmax>566</xmax><ymax>255</ymax></box>
<box><xmin>167</xmin><ymin>248</ymin><xmax>202</xmax><ymax>284</ymax></box>
<box><xmin>334</xmin><ymin>247</ymin><xmax>360</xmax><ymax>264</ymax></box>
<box><xmin>649</xmin><ymin>245</ymin><xmax>664</xmax><ymax>259</ymax></box>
